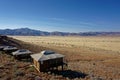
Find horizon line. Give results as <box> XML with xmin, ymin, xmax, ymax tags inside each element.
<box><xmin>0</xmin><ymin>27</ymin><xmax>120</xmax><ymax>33</ymax></box>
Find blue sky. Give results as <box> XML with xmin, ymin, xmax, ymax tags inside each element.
<box><xmin>0</xmin><ymin>0</ymin><xmax>120</xmax><ymax>32</ymax></box>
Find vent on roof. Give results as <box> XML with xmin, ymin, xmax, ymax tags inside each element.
<box><xmin>42</xmin><ymin>50</ymin><xmax>55</xmax><ymax>55</ymax></box>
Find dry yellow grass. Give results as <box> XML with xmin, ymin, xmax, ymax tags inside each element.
<box><xmin>10</xmin><ymin>36</ymin><xmax>120</xmax><ymax>80</ymax></box>
<box><xmin>11</xmin><ymin>36</ymin><xmax>120</xmax><ymax>53</ymax></box>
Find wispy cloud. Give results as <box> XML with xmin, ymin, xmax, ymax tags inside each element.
<box><xmin>48</xmin><ymin>17</ymin><xmax>65</xmax><ymax>20</ymax></box>
<box><xmin>45</xmin><ymin>17</ymin><xmax>98</xmax><ymax>27</ymax></box>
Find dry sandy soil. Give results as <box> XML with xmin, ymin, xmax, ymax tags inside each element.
<box><xmin>1</xmin><ymin>36</ymin><xmax>120</xmax><ymax>80</ymax></box>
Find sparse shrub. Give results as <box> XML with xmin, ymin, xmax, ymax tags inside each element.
<box><xmin>13</xmin><ymin>64</ymin><xmax>19</xmax><ymax>71</ymax></box>
<box><xmin>10</xmin><ymin>57</ymin><xmax>15</xmax><ymax>61</ymax></box>
<box><xmin>71</xmin><ymin>45</ymin><xmax>74</xmax><ymax>47</ymax></box>
<box><xmin>15</xmin><ymin>70</ymin><xmax>25</xmax><ymax>76</ymax></box>
<box><xmin>27</xmin><ymin>66</ymin><xmax>35</xmax><ymax>72</ymax></box>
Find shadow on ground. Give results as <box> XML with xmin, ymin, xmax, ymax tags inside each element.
<box><xmin>17</xmin><ymin>58</ymin><xmax>32</xmax><ymax>62</ymax></box>
<box><xmin>50</xmin><ymin>70</ymin><xmax>87</xmax><ymax>79</ymax></box>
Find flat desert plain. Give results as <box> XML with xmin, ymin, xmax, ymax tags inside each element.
<box><xmin>11</xmin><ymin>36</ymin><xmax>120</xmax><ymax>80</ymax></box>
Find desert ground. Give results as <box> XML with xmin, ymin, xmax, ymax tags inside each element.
<box><xmin>9</xmin><ymin>36</ymin><xmax>120</xmax><ymax>80</ymax></box>
<box><xmin>0</xmin><ymin>36</ymin><xmax>120</xmax><ymax>80</ymax></box>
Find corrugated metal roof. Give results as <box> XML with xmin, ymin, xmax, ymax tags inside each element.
<box><xmin>31</xmin><ymin>50</ymin><xmax>64</xmax><ymax>61</ymax></box>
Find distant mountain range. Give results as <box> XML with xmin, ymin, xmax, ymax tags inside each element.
<box><xmin>0</xmin><ymin>28</ymin><xmax>120</xmax><ymax>36</ymax></box>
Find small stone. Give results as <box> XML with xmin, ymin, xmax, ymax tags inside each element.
<box><xmin>35</xmin><ymin>76</ymin><xmax>42</xmax><ymax>80</ymax></box>
<box><xmin>26</xmin><ymin>73</ymin><xmax>36</xmax><ymax>78</ymax></box>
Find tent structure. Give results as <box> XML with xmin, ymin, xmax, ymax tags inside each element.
<box><xmin>12</xmin><ymin>49</ymin><xmax>32</xmax><ymax>59</ymax></box>
<box><xmin>31</xmin><ymin>50</ymin><xmax>66</xmax><ymax>72</ymax></box>
<box><xmin>3</xmin><ymin>46</ymin><xmax>18</xmax><ymax>53</ymax></box>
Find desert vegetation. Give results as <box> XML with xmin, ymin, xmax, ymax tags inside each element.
<box><xmin>12</xmin><ymin>36</ymin><xmax>120</xmax><ymax>53</ymax></box>
<box><xmin>0</xmin><ymin>36</ymin><xmax>120</xmax><ymax>80</ymax></box>
<box><xmin>9</xmin><ymin>36</ymin><xmax>120</xmax><ymax>80</ymax></box>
